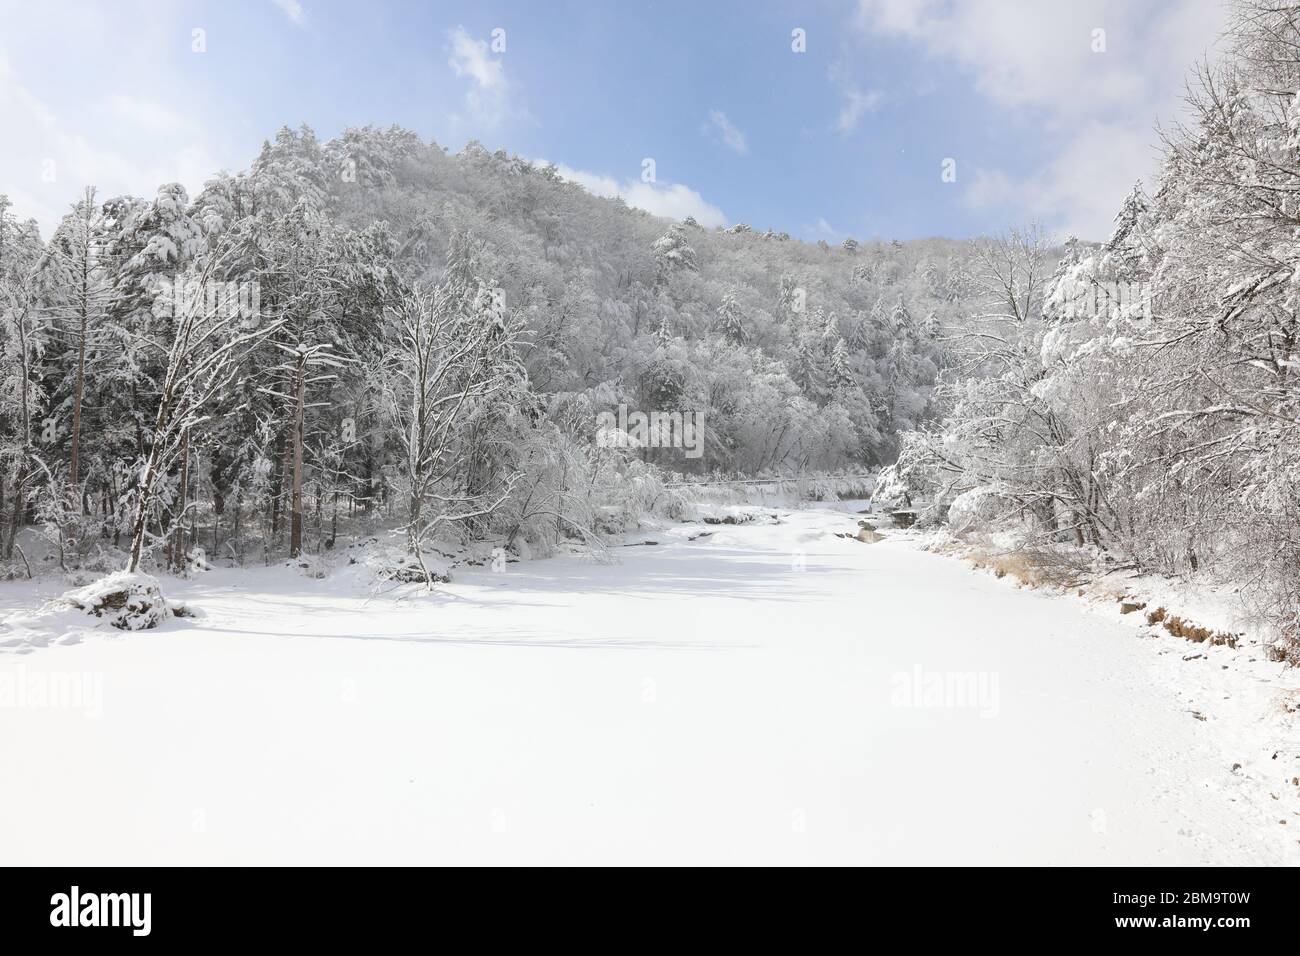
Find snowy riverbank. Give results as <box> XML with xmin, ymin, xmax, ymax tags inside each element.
<box><xmin>1</xmin><ymin>503</ymin><xmax>1296</xmax><ymax>865</ymax></box>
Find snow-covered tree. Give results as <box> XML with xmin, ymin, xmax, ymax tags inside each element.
<box><xmin>714</xmin><ymin>289</ymin><xmax>747</xmax><ymax>343</ymax></box>
<box><xmin>124</xmin><ymin>242</ymin><xmax>284</xmax><ymax>572</ymax></box>
<box><xmin>379</xmin><ymin>245</ymin><xmax>526</xmax><ymax>585</ymax></box>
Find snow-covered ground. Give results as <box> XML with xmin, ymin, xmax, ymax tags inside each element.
<box><xmin>1</xmin><ymin>503</ymin><xmax>1297</xmax><ymax>865</ymax></box>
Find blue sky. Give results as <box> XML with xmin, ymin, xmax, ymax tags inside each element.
<box><xmin>0</xmin><ymin>0</ymin><xmax>1228</xmax><ymax>241</ymax></box>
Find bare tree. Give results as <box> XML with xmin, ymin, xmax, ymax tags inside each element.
<box><xmin>124</xmin><ymin>246</ymin><xmax>283</xmax><ymax>573</ymax></box>
<box><xmin>380</xmin><ymin>268</ymin><xmax>524</xmax><ymax>587</ymax></box>
<box><xmin>0</xmin><ymin>228</ymin><xmax>48</xmax><ymax>561</ymax></box>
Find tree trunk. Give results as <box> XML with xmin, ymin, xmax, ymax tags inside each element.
<box><xmin>407</xmin><ymin>490</ymin><xmax>423</xmax><ymax>556</ymax></box>
<box><xmin>4</xmin><ymin>469</ymin><xmax>25</xmax><ymax>560</ymax></box>
<box><xmin>290</xmin><ymin>354</ymin><xmax>305</xmax><ymax>558</ymax></box>
<box><xmin>127</xmin><ymin>446</ymin><xmax>163</xmax><ymax>573</ymax></box>
<box><xmin>69</xmin><ymin>293</ymin><xmax>88</xmax><ymax>499</ymax></box>
<box><xmin>171</xmin><ymin>429</ymin><xmax>190</xmax><ymax>572</ymax></box>
<box><xmin>328</xmin><ymin>491</ymin><xmax>338</xmax><ymax>549</ymax></box>
<box><xmin>270</xmin><ymin>430</ymin><xmax>285</xmax><ymax>538</ymax></box>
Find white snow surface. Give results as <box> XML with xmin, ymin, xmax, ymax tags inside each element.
<box><xmin>1</xmin><ymin>503</ymin><xmax>1297</xmax><ymax>865</ymax></box>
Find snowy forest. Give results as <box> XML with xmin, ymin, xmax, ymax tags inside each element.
<box><xmin>0</xmin><ymin>0</ymin><xmax>1297</xmax><ymax>661</ymax></box>
<box><xmin>890</xmin><ymin>0</ymin><xmax>1300</xmax><ymax>659</ymax></box>
<box><xmin>0</xmin><ymin>118</ymin><xmax>967</xmax><ymax>581</ymax></box>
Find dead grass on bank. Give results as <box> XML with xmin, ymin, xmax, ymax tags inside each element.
<box><xmin>959</xmin><ymin>544</ymin><xmax>1093</xmax><ymax>590</ymax></box>
<box><xmin>1140</xmin><ymin>604</ymin><xmax>1241</xmax><ymax>650</ymax></box>
<box><xmin>947</xmin><ymin>538</ymin><xmax>1269</xmax><ymax>657</ymax></box>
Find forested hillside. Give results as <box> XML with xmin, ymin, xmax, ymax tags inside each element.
<box><xmin>892</xmin><ymin>0</ymin><xmax>1300</xmax><ymax>655</ymax></box>
<box><xmin>0</xmin><ymin>126</ymin><xmax>979</xmax><ymax>575</ymax></box>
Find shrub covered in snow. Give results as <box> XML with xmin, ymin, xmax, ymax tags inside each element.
<box><xmin>871</xmin><ymin>464</ymin><xmax>912</xmax><ymax>508</ymax></box>
<box><xmin>947</xmin><ymin>487</ymin><xmax>1006</xmax><ymax>535</ymax></box>
<box><xmin>60</xmin><ymin>572</ymin><xmax>170</xmax><ymax>630</ymax></box>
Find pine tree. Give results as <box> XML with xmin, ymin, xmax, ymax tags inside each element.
<box><xmin>655</xmin><ymin>313</ymin><xmax>672</xmax><ymax>346</ymax></box>
<box><xmin>715</xmin><ymin>289</ymin><xmax>747</xmax><ymax>343</ymax></box>
<box><xmin>43</xmin><ymin>188</ymin><xmax>112</xmax><ymax>503</ymax></box>
<box><xmin>651</xmin><ymin>224</ymin><xmax>698</xmax><ymax>277</ymax></box>
<box><xmin>829</xmin><ymin>338</ymin><xmax>855</xmax><ymax>391</ymax></box>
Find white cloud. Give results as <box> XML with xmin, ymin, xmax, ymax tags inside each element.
<box><xmin>705</xmin><ymin>110</ymin><xmax>748</xmax><ymax>154</ymax></box>
<box><xmin>0</xmin><ymin>51</ymin><xmax>218</xmax><ymax>237</ymax></box>
<box><xmin>835</xmin><ymin>87</ymin><xmax>882</xmax><ymax>134</ymax></box>
<box><xmin>105</xmin><ymin>94</ymin><xmax>197</xmax><ymax>134</ymax></box>
<box><xmin>447</xmin><ymin>26</ymin><xmax>516</xmax><ymax>130</ymax></box>
<box><xmin>804</xmin><ymin>216</ymin><xmax>848</xmax><ymax>242</ymax></box>
<box><xmin>449</xmin><ymin>26</ymin><xmax>505</xmax><ymax>92</ymax></box>
<box><xmin>963</xmin><ymin>119</ymin><xmax>1156</xmax><ymax>240</ymax></box>
<box><xmin>540</xmin><ymin>161</ymin><xmax>727</xmax><ymax>227</ymax></box>
<box><xmin>854</xmin><ymin>0</ymin><xmax>1228</xmax><ymax>238</ymax></box>
<box><xmin>270</xmin><ymin>0</ymin><xmax>306</xmax><ymax>26</ymax></box>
